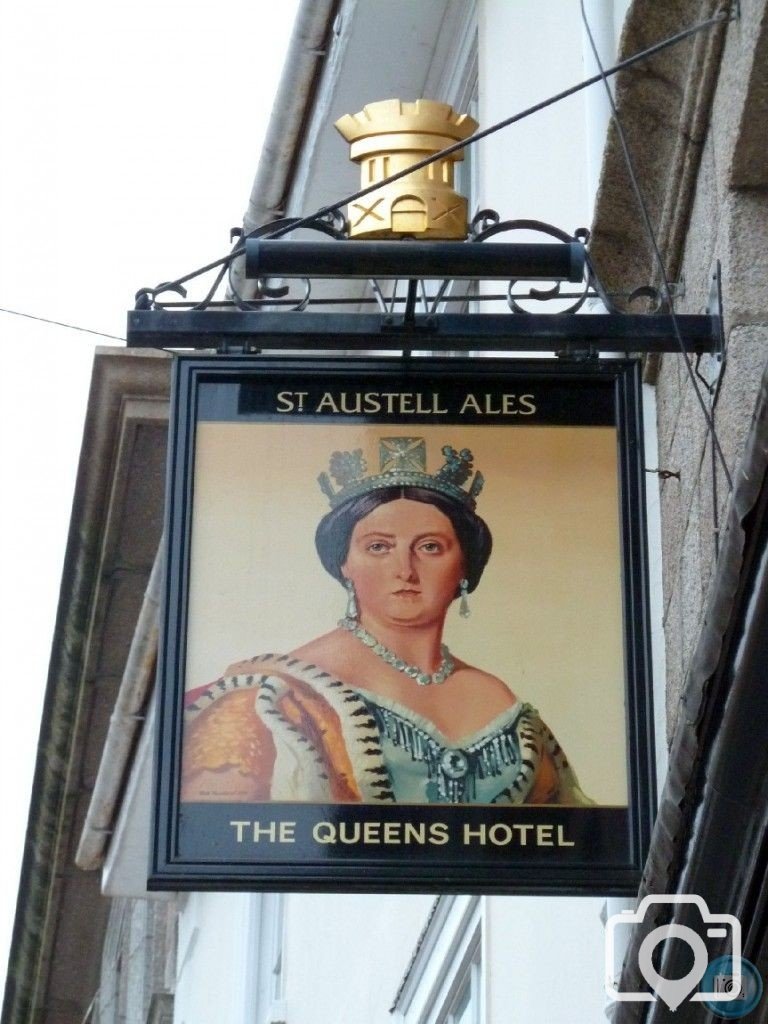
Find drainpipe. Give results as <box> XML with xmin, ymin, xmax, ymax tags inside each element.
<box><xmin>230</xmin><ymin>0</ymin><xmax>339</xmax><ymax>298</ymax></box>
<box><xmin>75</xmin><ymin>548</ymin><xmax>163</xmax><ymax>870</ymax></box>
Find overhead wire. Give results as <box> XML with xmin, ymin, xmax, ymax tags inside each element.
<box><xmin>140</xmin><ymin>7</ymin><xmax>735</xmax><ymax>302</ymax></box>
<box><xmin>579</xmin><ymin>0</ymin><xmax>733</xmax><ymax>493</ymax></box>
<box><xmin>0</xmin><ymin>306</ymin><xmax>125</xmax><ymax>342</ymax></box>
<box><xmin>265</xmin><ymin>10</ymin><xmax>734</xmax><ymax>242</ymax></box>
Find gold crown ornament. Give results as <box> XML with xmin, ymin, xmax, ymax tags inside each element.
<box><xmin>334</xmin><ymin>99</ymin><xmax>478</xmax><ymax>240</ymax></box>
<box><xmin>318</xmin><ymin>437</ymin><xmax>485</xmax><ymax>510</ymax></box>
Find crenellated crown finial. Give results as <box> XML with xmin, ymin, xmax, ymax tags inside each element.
<box><xmin>334</xmin><ymin>99</ymin><xmax>478</xmax><ymax>240</ymax></box>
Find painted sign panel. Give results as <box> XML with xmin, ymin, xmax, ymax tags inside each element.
<box><xmin>151</xmin><ymin>355</ymin><xmax>654</xmax><ymax>893</ymax></box>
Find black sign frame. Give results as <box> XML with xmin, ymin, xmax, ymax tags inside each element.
<box><xmin>150</xmin><ymin>353</ymin><xmax>655</xmax><ymax>894</ymax></box>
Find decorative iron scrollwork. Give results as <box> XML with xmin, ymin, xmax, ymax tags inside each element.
<box><xmin>133</xmin><ymin>207</ymin><xmax>663</xmax><ymax>319</ymax></box>
<box><xmin>230</xmin><ymin>214</ymin><xmax>350</xmax><ymax>313</ymax></box>
<box><xmin>134</xmin><ymin>213</ymin><xmax>349</xmax><ymax>314</ymax></box>
<box><xmin>469</xmin><ymin>212</ymin><xmax>595</xmax><ymax>315</ymax></box>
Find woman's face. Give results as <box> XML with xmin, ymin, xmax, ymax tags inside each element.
<box><xmin>341</xmin><ymin>498</ymin><xmax>465</xmax><ymax>628</ymax></box>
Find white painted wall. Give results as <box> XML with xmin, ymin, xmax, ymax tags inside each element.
<box><xmin>174</xmin><ymin>893</ymin><xmax>262</xmax><ymax>1024</ymax></box>
<box><xmin>282</xmin><ymin>894</ymin><xmax>434</xmax><ymax>1024</ymax></box>
<box><xmin>173</xmin><ymin>891</ymin><xmax>433</xmax><ymax>1024</ymax></box>
<box><xmin>477</xmin><ymin>0</ymin><xmax>590</xmax><ymax>234</ymax></box>
<box><xmin>485</xmin><ymin>897</ymin><xmax>607</xmax><ymax>1022</ymax></box>
<box><xmin>475</xmin><ymin>5</ymin><xmax>634</xmax><ymax>1022</ymax></box>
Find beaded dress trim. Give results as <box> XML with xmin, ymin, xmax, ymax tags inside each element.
<box><xmin>356</xmin><ymin>695</ymin><xmax>529</xmax><ymax>804</ymax></box>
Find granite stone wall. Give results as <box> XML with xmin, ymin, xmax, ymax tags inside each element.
<box><xmin>590</xmin><ymin>0</ymin><xmax>768</xmax><ymax>739</ymax></box>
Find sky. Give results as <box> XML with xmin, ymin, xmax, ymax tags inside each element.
<box><xmin>0</xmin><ymin>0</ymin><xmax>299</xmax><ymax>987</ymax></box>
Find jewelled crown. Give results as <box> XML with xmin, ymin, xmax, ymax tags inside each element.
<box><xmin>318</xmin><ymin>437</ymin><xmax>485</xmax><ymax>510</ymax></box>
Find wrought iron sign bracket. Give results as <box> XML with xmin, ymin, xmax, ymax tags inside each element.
<box><xmin>127</xmin><ymin>212</ymin><xmax>720</xmax><ymax>357</ymax></box>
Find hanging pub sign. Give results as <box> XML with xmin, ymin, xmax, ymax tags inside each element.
<box><xmin>150</xmin><ymin>354</ymin><xmax>655</xmax><ymax>894</ymax></box>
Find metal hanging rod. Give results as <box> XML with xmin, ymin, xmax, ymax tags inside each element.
<box><xmin>244</xmin><ymin>239</ymin><xmax>585</xmax><ymax>282</ymax></box>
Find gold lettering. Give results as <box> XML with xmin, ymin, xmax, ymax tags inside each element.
<box><xmin>338</xmin><ymin>821</ymin><xmax>361</xmax><ymax>844</ymax></box>
<box><xmin>230</xmin><ymin>820</ymin><xmax>250</xmax><ymax>843</ymax></box>
<box><xmin>459</xmin><ymin>393</ymin><xmax>483</xmax><ymax>415</ymax></box>
<box><xmin>404</xmin><ymin>822</ymin><xmax>426</xmax><ymax>844</ymax></box>
<box><xmin>363</xmin><ymin>392</ymin><xmax>382</xmax><ymax>414</ymax></box>
<box><xmin>429</xmin><ymin>822</ymin><xmax>450</xmax><ymax>845</ymax></box>
<box><xmin>488</xmin><ymin>823</ymin><xmax>513</xmax><ymax>846</ymax></box>
<box><xmin>536</xmin><ymin>824</ymin><xmax>554</xmax><ymax>846</ymax></box>
<box><xmin>340</xmin><ymin>392</ymin><xmax>361</xmax><ymax>414</ymax></box>
<box><xmin>463</xmin><ymin>823</ymin><xmax>486</xmax><ymax>844</ymax></box>
<box><xmin>279</xmin><ymin>821</ymin><xmax>296</xmax><ymax>843</ymax></box>
<box><xmin>313</xmin><ymin>821</ymin><xmax>337</xmax><ymax>844</ymax></box>
<box><xmin>276</xmin><ymin>391</ymin><xmax>309</xmax><ymax>412</ymax></box>
<box><xmin>519</xmin><ymin>394</ymin><xmax>537</xmax><ymax>415</ymax></box>
<box><xmin>414</xmin><ymin>392</ymin><xmax>449</xmax><ymax>414</ymax></box>
<box><xmin>515</xmin><ymin>824</ymin><xmax>534</xmax><ymax>845</ymax></box>
<box><xmin>252</xmin><ymin>821</ymin><xmax>278</xmax><ymax>842</ymax></box>
<box><xmin>363</xmin><ymin>821</ymin><xmax>382</xmax><ymax>843</ymax></box>
<box><xmin>316</xmin><ymin>392</ymin><xmax>339</xmax><ymax>413</ymax></box>
<box><xmin>384</xmin><ymin>822</ymin><xmax>401</xmax><ymax>844</ymax></box>
<box><xmin>557</xmin><ymin>825</ymin><xmax>575</xmax><ymax>847</ymax></box>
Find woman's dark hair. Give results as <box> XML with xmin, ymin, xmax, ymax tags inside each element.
<box><xmin>315</xmin><ymin>486</ymin><xmax>493</xmax><ymax>594</ymax></box>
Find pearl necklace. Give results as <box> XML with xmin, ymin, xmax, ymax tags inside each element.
<box><xmin>339</xmin><ymin>617</ymin><xmax>455</xmax><ymax>686</ymax></box>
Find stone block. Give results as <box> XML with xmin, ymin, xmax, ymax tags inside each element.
<box><xmin>45</xmin><ymin>871</ymin><xmax>109</xmax><ymax>1014</ymax></box>
<box><xmin>709</xmin><ymin>0</ymin><xmax>763</xmax><ymax>195</ymax></box>
<box><xmin>721</xmin><ymin>192</ymin><xmax>768</xmax><ymax>328</ymax></box>
<box><xmin>659</xmin><ymin>376</ymin><xmax>711</xmax><ymax>604</ymax></box>
<box><xmin>656</xmin><ymin>353</ymin><xmax>684</xmax><ymax>463</ymax></box>
<box><xmin>694</xmin><ymin>456</ymin><xmax>721</xmax><ymax>602</ymax></box>
<box><xmin>709</xmin><ymin>323</ymin><xmax>768</xmax><ymax>493</ymax></box>
<box><xmin>665</xmin><ymin>659</ymin><xmax>684</xmax><ymax>745</ymax></box>
<box><xmin>678</xmin><ymin>135</ymin><xmax>721</xmax><ymax>312</ymax></box>
<box><xmin>669</xmin><ymin>374</ymin><xmax>709</xmax><ymax>486</ymax></box>
<box><xmin>93</xmin><ymin>569</ymin><xmax>149</xmax><ymax>679</ymax></box>
<box><xmin>79</xmin><ymin>682</ymin><xmax>120</xmax><ymax>791</ymax></box>
<box><xmin>679</xmin><ymin>511</ymin><xmax>705</xmax><ymax>677</ymax></box>
<box><xmin>663</xmin><ymin>578</ymin><xmax>685</xmax><ymax>740</ymax></box>
<box><xmin>660</xmin><ymin>473</ymin><xmax>684</xmax><ymax>617</ymax></box>
<box><xmin>729</xmin><ymin>0</ymin><xmax>768</xmax><ymax>187</ymax></box>
<box><xmin>113</xmin><ymin>422</ymin><xmax>167</xmax><ymax>571</ymax></box>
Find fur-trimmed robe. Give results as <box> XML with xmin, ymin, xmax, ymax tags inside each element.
<box><xmin>181</xmin><ymin>654</ymin><xmax>592</xmax><ymax>806</ymax></box>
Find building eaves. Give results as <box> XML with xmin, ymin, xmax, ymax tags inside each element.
<box><xmin>1</xmin><ymin>349</ymin><xmax>170</xmax><ymax>1024</ymax></box>
<box><xmin>242</xmin><ymin>0</ymin><xmax>340</xmax><ymax>232</ymax></box>
<box><xmin>231</xmin><ymin>0</ymin><xmax>340</xmax><ymax>301</ymax></box>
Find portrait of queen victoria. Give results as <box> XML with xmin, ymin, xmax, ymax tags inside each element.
<box><xmin>181</xmin><ymin>435</ymin><xmax>595</xmax><ymax>807</ymax></box>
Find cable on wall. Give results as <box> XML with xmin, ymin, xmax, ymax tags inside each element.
<box><xmin>138</xmin><ymin>7</ymin><xmax>736</xmax><ymax>304</ymax></box>
<box><xmin>579</xmin><ymin>0</ymin><xmax>734</xmax><ymax>494</ymax></box>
